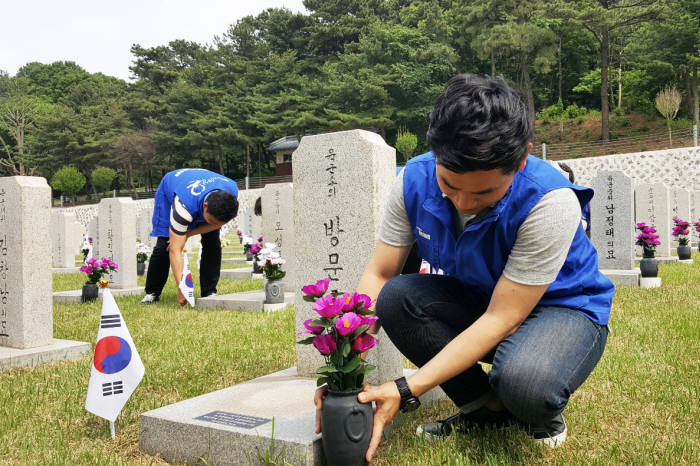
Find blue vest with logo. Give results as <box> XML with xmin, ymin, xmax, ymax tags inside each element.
<box><xmin>402</xmin><ymin>152</ymin><xmax>614</xmax><ymax>325</ymax></box>
<box><xmin>151</xmin><ymin>168</ymin><xmax>239</xmax><ymax>237</ymax></box>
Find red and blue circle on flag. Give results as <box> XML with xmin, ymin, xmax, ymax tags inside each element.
<box><xmin>94</xmin><ymin>336</ymin><xmax>132</xmax><ymax>374</ymax></box>
<box><xmin>185</xmin><ymin>273</ymin><xmax>193</xmax><ymax>288</ymax></box>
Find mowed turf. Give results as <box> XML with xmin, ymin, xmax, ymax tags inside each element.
<box><xmin>0</xmin><ymin>253</ymin><xmax>697</xmax><ymax>465</ymax></box>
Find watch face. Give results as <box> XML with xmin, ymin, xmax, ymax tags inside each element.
<box><xmin>403</xmin><ymin>397</ymin><xmax>421</xmax><ymax>412</ymax></box>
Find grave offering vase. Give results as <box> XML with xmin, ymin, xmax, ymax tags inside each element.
<box><xmin>253</xmin><ymin>259</ymin><xmax>263</xmax><ymax>274</ymax></box>
<box><xmin>264</xmin><ymin>279</ymin><xmax>285</xmax><ymax>304</ymax></box>
<box><xmin>137</xmin><ymin>262</ymin><xmax>146</xmax><ymax>276</ymax></box>
<box><xmin>677</xmin><ymin>245</ymin><xmax>691</xmax><ymax>260</ymax></box>
<box><xmin>639</xmin><ymin>257</ymin><xmax>658</xmax><ymax>278</ymax></box>
<box><xmin>245</xmin><ymin>252</ymin><xmax>253</xmax><ymax>261</ymax></box>
<box><xmin>321</xmin><ymin>389</ymin><xmax>373</xmax><ymax>466</ymax></box>
<box><xmin>81</xmin><ymin>282</ymin><xmax>99</xmax><ymax>302</ymax></box>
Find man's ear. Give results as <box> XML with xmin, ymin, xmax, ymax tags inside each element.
<box><xmin>202</xmin><ymin>201</ymin><xmax>208</xmax><ymax>213</ymax></box>
<box><xmin>518</xmin><ymin>143</ymin><xmax>533</xmax><ymax>171</ymax></box>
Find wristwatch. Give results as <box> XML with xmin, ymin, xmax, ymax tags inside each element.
<box><xmin>394</xmin><ymin>376</ymin><xmax>421</xmax><ymax>412</ymax></box>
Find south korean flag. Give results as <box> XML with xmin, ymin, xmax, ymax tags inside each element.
<box><xmin>179</xmin><ymin>252</ymin><xmax>195</xmax><ymax>307</ymax></box>
<box><xmin>85</xmin><ymin>288</ymin><xmax>145</xmax><ymax>424</ymax></box>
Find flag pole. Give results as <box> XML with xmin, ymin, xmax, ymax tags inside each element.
<box><xmin>110</xmin><ymin>421</ymin><xmax>115</xmax><ymax>439</ymax></box>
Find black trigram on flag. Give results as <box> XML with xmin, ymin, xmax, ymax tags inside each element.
<box><xmin>102</xmin><ymin>381</ymin><xmax>123</xmax><ymax>396</ymax></box>
<box><xmin>100</xmin><ymin>314</ymin><xmax>121</xmax><ymax>329</ymax></box>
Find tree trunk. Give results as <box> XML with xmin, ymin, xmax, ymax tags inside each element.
<box><xmin>617</xmin><ymin>65</ymin><xmax>622</xmax><ymax>109</ymax></box>
<box><xmin>600</xmin><ymin>29</ymin><xmax>610</xmax><ymax>142</ymax></box>
<box><xmin>693</xmin><ymin>65</ymin><xmax>699</xmax><ymax>131</ymax></box>
<box><xmin>667</xmin><ymin>120</ymin><xmax>672</xmax><ymax>146</ymax></box>
<box><xmin>520</xmin><ymin>53</ymin><xmax>535</xmax><ymax>142</ymax></box>
<box><xmin>558</xmin><ymin>36</ymin><xmax>563</xmax><ymax>103</ymax></box>
<box><xmin>491</xmin><ymin>49</ymin><xmax>496</xmax><ymax>77</ymax></box>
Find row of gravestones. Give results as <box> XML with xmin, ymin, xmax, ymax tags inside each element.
<box><xmin>591</xmin><ymin>171</ymin><xmax>700</xmax><ymax>274</ymax></box>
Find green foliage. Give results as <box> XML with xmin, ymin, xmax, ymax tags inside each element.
<box><xmin>50</xmin><ymin>166</ymin><xmax>86</xmax><ymax>196</ymax></box>
<box><xmin>91</xmin><ymin>167</ymin><xmax>116</xmax><ymax>193</ymax></box>
<box><xmin>537</xmin><ymin>100</ymin><xmax>589</xmax><ymax>123</ymax></box>
<box><xmin>394</xmin><ymin>129</ymin><xmax>417</xmax><ymax>161</ymax></box>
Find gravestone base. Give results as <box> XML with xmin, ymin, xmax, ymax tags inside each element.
<box><xmin>51</xmin><ymin>267</ymin><xmax>81</xmax><ymax>275</ymax></box>
<box><xmin>251</xmin><ymin>273</ymin><xmax>264</xmax><ymax>280</ymax></box>
<box><xmin>220</xmin><ymin>268</ymin><xmax>253</xmax><ymax>280</ymax></box>
<box><xmin>600</xmin><ymin>269</ymin><xmax>640</xmax><ymax>287</ymax></box>
<box><xmin>198</xmin><ymin>290</ymin><xmax>293</xmax><ymax>312</ymax></box>
<box><xmin>221</xmin><ymin>258</ymin><xmax>247</xmax><ymax>264</ymax></box>
<box><xmin>678</xmin><ymin>259</ymin><xmax>694</xmax><ymax>264</ymax></box>
<box><xmin>246</xmin><ymin>260</ymin><xmax>253</xmax><ymax>265</ymax></box>
<box><xmin>53</xmin><ymin>286</ymin><xmax>145</xmax><ymax>304</ymax></box>
<box><xmin>640</xmin><ymin>277</ymin><xmax>662</xmax><ymax>289</ymax></box>
<box><xmin>634</xmin><ymin>256</ymin><xmax>678</xmax><ymax>265</ymax></box>
<box><xmin>139</xmin><ymin>366</ymin><xmax>445</xmax><ymax>466</ymax></box>
<box><xmin>0</xmin><ymin>338</ymin><xmax>90</xmax><ymax>371</ymax></box>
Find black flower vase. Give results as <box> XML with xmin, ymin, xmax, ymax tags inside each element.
<box><xmin>137</xmin><ymin>262</ymin><xmax>146</xmax><ymax>275</ymax></box>
<box><xmin>639</xmin><ymin>257</ymin><xmax>658</xmax><ymax>278</ymax></box>
<box><xmin>81</xmin><ymin>282</ymin><xmax>99</xmax><ymax>302</ymax></box>
<box><xmin>321</xmin><ymin>389</ymin><xmax>373</xmax><ymax>466</ymax></box>
<box><xmin>245</xmin><ymin>251</ymin><xmax>253</xmax><ymax>261</ymax></box>
<box><xmin>677</xmin><ymin>245</ymin><xmax>691</xmax><ymax>260</ymax></box>
<box><xmin>253</xmin><ymin>260</ymin><xmax>263</xmax><ymax>274</ymax></box>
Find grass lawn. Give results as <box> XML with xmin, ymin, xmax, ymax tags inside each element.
<box><xmin>1</xmin><ymin>254</ymin><xmax>698</xmax><ymax>465</ymax></box>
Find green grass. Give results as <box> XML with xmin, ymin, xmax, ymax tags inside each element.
<box><xmin>4</xmin><ymin>254</ymin><xmax>699</xmax><ymax>464</ymax></box>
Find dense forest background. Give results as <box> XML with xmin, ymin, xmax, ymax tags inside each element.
<box><xmin>1</xmin><ymin>0</ymin><xmax>698</xmax><ymax>195</ymax></box>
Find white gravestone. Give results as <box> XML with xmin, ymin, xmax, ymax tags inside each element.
<box><xmin>692</xmin><ymin>191</ymin><xmax>700</xmax><ymax>246</ymax></box>
<box><xmin>0</xmin><ymin>177</ymin><xmax>89</xmax><ymax>371</ymax></box>
<box><xmin>293</xmin><ymin>129</ymin><xmax>403</xmax><ymax>384</ymax></box>
<box><xmin>136</xmin><ymin>206</ymin><xmax>156</xmax><ymax>248</ymax></box>
<box><xmin>51</xmin><ymin>211</ymin><xmax>83</xmax><ymax>268</ymax></box>
<box><xmin>0</xmin><ymin>177</ymin><xmax>53</xmax><ymax>348</ymax></box>
<box><xmin>635</xmin><ymin>183</ymin><xmax>671</xmax><ymax>258</ymax></box>
<box><xmin>244</xmin><ymin>207</ymin><xmax>262</xmax><ymax>241</ymax></box>
<box><xmin>670</xmin><ymin>188</ymin><xmax>691</xmax><ymax>247</ymax></box>
<box><xmin>591</xmin><ymin>171</ymin><xmax>635</xmax><ymax>270</ymax></box>
<box><xmin>262</xmin><ymin>183</ymin><xmax>295</xmax><ymax>286</ymax></box>
<box><xmin>98</xmin><ymin>198</ymin><xmax>137</xmax><ymax>289</ymax></box>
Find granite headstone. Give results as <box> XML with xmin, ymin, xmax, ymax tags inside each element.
<box><xmin>293</xmin><ymin>129</ymin><xmax>402</xmax><ymax>384</ymax></box>
<box><xmin>670</xmin><ymin>188</ymin><xmax>691</xmax><ymax>246</ymax></box>
<box><xmin>51</xmin><ymin>211</ymin><xmax>83</xmax><ymax>268</ymax></box>
<box><xmin>262</xmin><ymin>183</ymin><xmax>295</xmax><ymax>286</ymax></box>
<box><xmin>591</xmin><ymin>171</ymin><xmax>635</xmax><ymax>270</ymax></box>
<box><xmin>635</xmin><ymin>183</ymin><xmax>671</xmax><ymax>257</ymax></box>
<box><xmin>97</xmin><ymin>198</ymin><xmax>137</xmax><ymax>289</ymax></box>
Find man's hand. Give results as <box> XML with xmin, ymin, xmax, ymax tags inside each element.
<box><xmin>358</xmin><ymin>381</ymin><xmax>401</xmax><ymax>462</ymax></box>
<box><xmin>314</xmin><ymin>385</ymin><xmax>328</xmax><ymax>434</ymax></box>
<box><xmin>176</xmin><ymin>287</ymin><xmax>187</xmax><ymax>307</ymax></box>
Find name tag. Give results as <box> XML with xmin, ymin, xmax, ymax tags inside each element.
<box><xmin>417</xmin><ymin>227</ymin><xmax>431</xmax><ymax>240</ymax></box>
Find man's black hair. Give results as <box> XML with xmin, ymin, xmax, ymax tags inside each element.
<box><xmin>254</xmin><ymin>197</ymin><xmax>262</xmax><ymax>216</ymax></box>
<box><xmin>426</xmin><ymin>74</ymin><xmax>532</xmax><ymax>173</ymax></box>
<box><xmin>206</xmin><ymin>190</ymin><xmax>238</xmax><ymax>222</ymax></box>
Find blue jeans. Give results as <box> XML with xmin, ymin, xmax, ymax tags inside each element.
<box><xmin>376</xmin><ymin>274</ymin><xmax>608</xmax><ymax>425</ymax></box>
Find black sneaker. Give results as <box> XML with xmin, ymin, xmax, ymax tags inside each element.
<box><xmin>525</xmin><ymin>414</ymin><xmax>567</xmax><ymax>448</ymax></box>
<box><xmin>416</xmin><ymin>406</ymin><xmax>517</xmax><ymax>439</ymax></box>
<box><xmin>140</xmin><ymin>293</ymin><xmax>160</xmax><ymax>304</ymax></box>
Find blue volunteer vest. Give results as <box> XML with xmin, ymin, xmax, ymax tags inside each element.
<box><xmin>151</xmin><ymin>168</ymin><xmax>239</xmax><ymax>237</ymax></box>
<box><xmin>403</xmin><ymin>152</ymin><xmax>614</xmax><ymax>325</ymax></box>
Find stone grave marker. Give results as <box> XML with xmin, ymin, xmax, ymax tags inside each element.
<box><xmin>98</xmin><ymin>198</ymin><xmax>137</xmax><ymax>289</ymax></box>
<box><xmin>591</xmin><ymin>171</ymin><xmax>639</xmax><ymax>286</ymax></box>
<box><xmin>670</xmin><ymin>188</ymin><xmax>691</xmax><ymax>246</ymax></box>
<box><xmin>136</xmin><ymin>206</ymin><xmax>156</xmax><ymax>248</ymax></box>
<box><xmin>244</xmin><ymin>207</ymin><xmax>262</xmax><ymax>240</ymax></box>
<box><xmin>635</xmin><ymin>183</ymin><xmax>671</xmax><ymax>258</ymax></box>
<box><xmin>262</xmin><ymin>182</ymin><xmax>295</xmax><ymax>286</ymax></box>
<box><xmin>0</xmin><ymin>177</ymin><xmax>89</xmax><ymax>371</ymax></box>
<box><xmin>51</xmin><ymin>211</ymin><xmax>83</xmax><ymax>268</ymax></box>
<box><xmin>293</xmin><ymin>129</ymin><xmax>403</xmax><ymax>385</ymax></box>
<box><xmin>692</xmin><ymin>191</ymin><xmax>700</xmax><ymax>246</ymax></box>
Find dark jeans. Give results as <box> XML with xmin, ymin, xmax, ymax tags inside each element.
<box><xmin>376</xmin><ymin>274</ymin><xmax>608</xmax><ymax>425</ymax></box>
<box><xmin>144</xmin><ymin>230</ymin><xmax>222</xmax><ymax>298</ymax></box>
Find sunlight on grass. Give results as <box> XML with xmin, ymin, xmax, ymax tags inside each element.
<box><xmin>8</xmin><ymin>253</ymin><xmax>699</xmax><ymax>464</ymax></box>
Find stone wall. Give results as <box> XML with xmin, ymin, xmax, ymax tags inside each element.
<box><xmin>560</xmin><ymin>146</ymin><xmax>700</xmax><ymax>190</ymax></box>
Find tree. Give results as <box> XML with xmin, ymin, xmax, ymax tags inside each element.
<box><xmin>556</xmin><ymin>0</ymin><xmax>662</xmax><ymax>141</ymax></box>
<box><xmin>655</xmin><ymin>84</ymin><xmax>682</xmax><ymax>145</ymax></box>
<box><xmin>50</xmin><ymin>166</ymin><xmax>86</xmax><ymax>204</ymax></box>
<box><xmin>91</xmin><ymin>167</ymin><xmax>116</xmax><ymax>194</ymax></box>
<box><xmin>111</xmin><ymin>131</ymin><xmax>159</xmax><ymax>190</ymax></box>
<box><xmin>395</xmin><ymin>129</ymin><xmax>417</xmax><ymax>162</ymax></box>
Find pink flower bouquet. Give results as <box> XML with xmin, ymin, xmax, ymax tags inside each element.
<box><xmin>80</xmin><ymin>257</ymin><xmax>118</xmax><ymax>284</ymax></box>
<box><xmin>672</xmin><ymin>217</ymin><xmax>691</xmax><ymax>246</ymax></box>
<box><xmin>298</xmin><ymin>277</ymin><xmax>378</xmax><ymax>391</ymax></box>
